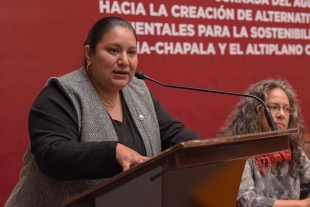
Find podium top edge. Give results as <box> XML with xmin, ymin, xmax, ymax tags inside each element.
<box><xmin>180</xmin><ymin>128</ymin><xmax>299</xmax><ymax>148</ymax></box>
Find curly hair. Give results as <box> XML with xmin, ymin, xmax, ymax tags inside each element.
<box><xmin>218</xmin><ymin>78</ymin><xmax>306</xmax><ymax>178</ymax></box>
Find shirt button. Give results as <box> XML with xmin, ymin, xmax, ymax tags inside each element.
<box><xmin>138</xmin><ymin>115</ymin><xmax>144</xmax><ymax>120</ymax></box>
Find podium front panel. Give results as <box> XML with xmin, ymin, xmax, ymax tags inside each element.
<box><xmin>163</xmin><ymin>159</ymin><xmax>247</xmax><ymax>207</ymax></box>
<box><xmin>95</xmin><ymin>166</ymin><xmax>163</xmax><ymax>207</ymax></box>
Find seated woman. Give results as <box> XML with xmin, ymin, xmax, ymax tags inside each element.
<box><xmin>218</xmin><ymin>79</ymin><xmax>310</xmax><ymax>207</ymax></box>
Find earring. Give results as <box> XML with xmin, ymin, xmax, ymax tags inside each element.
<box><xmin>86</xmin><ymin>63</ymin><xmax>92</xmax><ymax>71</ymax></box>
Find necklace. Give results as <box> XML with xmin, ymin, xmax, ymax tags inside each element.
<box><xmin>101</xmin><ymin>95</ymin><xmax>118</xmax><ymax>111</ymax></box>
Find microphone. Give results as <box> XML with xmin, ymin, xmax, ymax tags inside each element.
<box><xmin>135</xmin><ymin>71</ymin><xmax>277</xmax><ymax>131</ymax></box>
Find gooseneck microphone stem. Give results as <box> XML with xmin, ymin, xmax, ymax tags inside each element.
<box><xmin>135</xmin><ymin>71</ymin><xmax>277</xmax><ymax>131</ymax></box>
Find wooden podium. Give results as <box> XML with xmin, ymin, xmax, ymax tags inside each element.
<box><xmin>62</xmin><ymin>128</ymin><xmax>298</xmax><ymax>207</ymax></box>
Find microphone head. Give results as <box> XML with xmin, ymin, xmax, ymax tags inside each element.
<box><xmin>135</xmin><ymin>71</ymin><xmax>146</xmax><ymax>79</ymax></box>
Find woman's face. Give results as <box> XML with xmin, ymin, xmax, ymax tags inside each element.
<box><xmin>260</xmin><ymin>88</ymin><xmax>291</xmax><ymax>132</ymax></box>
<box><xmin>85</xmin><ymin>26</ymin><xmax>138</xmax><ymax>92</ymax></box>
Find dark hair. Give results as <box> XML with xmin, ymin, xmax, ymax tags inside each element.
<box><xmin>218</xmin><ymin>78</ymin><xmax>306</xmax><ymax>178</ymax></box>
<box><xmin>83</xmin><ymin>16</ymin><xmax>137</xmax><ymax>67</ymax></box>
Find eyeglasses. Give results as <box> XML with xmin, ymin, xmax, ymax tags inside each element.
<box><xmin>266</xmin><ymin>105</ymin><xmax>294</xmax><ymax>116</ymax></box>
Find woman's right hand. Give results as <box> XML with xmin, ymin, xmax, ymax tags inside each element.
<box><xmin>274</xmin><ymin>198</ymin><xmax>310</xmax><ymax>207</ymax></box>
<box><xmin>116</xmin><ymin>143</ymin><xmax>149</xmax><ymax>171</ymax></box>
<box><xmin>300</xmin><ymin>197</ymin><xmax>310</xmax><ymax>207</ymax></box>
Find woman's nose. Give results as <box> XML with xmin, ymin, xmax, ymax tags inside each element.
<box><xmin>275</xmin><ymin>108</ymin><xmax>285</xmax><ymax>118</ymax></box>
<box><xmin>117</xmin><ymin>53</ymin><xmax>129</xmax><ymax>67</ymax></box>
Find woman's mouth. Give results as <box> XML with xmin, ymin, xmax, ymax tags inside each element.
<box><xmin>275</xmin><ymin>123</ymin><xmax>285</xmax><ymax>129</ymax></box>
<box><xmin>113</xmin><ymin>71</ymin><xmax>128</xmax><ymax>75</ymax></box>
<box><xmin>113</xmin><ymin>71</ymin><xmax>128</xmax><ymax>79</ymax></box>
